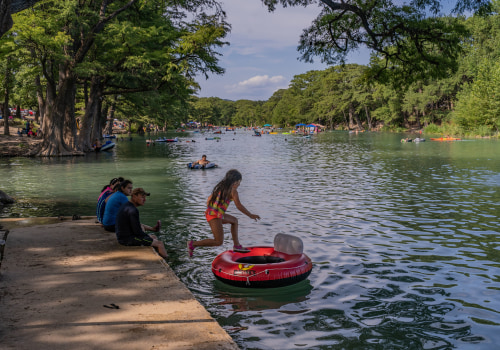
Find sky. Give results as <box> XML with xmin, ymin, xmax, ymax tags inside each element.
<box><xmin>196</xmin><ymin>0</ymin><xmax>370</xmax><ymax>101</ymax></box>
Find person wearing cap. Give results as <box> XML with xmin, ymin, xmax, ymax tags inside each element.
<box><xmin>115</xmin><ymin>187</ymin><xmax>168</xmax><ymax>259</ymax></box>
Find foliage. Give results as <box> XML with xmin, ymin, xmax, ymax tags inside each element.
<box><xmin>262</xmin><ymin>0</ymin><xmax>490</xmax><ymax>85</ymax></box>
<box><xmin>423</xmin><ymin>123</ymin><xmax>441</xmax><ymax>134</ymax></box>
<box><xmin>2</xmin><ymin>0</ymin><xmax>500</xmax><ymax>145</ymax></box>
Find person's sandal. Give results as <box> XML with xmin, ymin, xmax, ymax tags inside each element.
<box><xmin>187</xmin><ymin>240</ymin><xmax>195</xmax><ymax>257</ymax></box>
<box><xmin>233</xmin><ymin>245</ymin><xmax>250</xmax><ymax>253</ymax></box>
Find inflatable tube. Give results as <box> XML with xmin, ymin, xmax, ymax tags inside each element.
<box><xmin>187</xmin><ymin>162</ymin><xmax>217</xmax><ymax>169</ymax></box>
<box><xmin>212</xmin><ymin>246</ymin><xmax>312</xmax><ymax>288</ymax></box>
<box><xmin>156</xmin><ymin>137</ymin><xmax>178</xmax><ymax>142</ymax></box>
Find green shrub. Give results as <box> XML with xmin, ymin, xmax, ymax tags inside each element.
<box><xmin>423</xmin><ymin>123</ymin><xmax>440</xmax><ymax>134</ymax></box>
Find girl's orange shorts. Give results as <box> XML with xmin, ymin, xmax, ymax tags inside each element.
<box><xmin>205</xmin><ymin>209</ymin><xmax>222</xmax><ymax>222</ymax></box>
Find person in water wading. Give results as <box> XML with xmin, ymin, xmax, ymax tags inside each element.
<box><xmin>187</xmin><ymin>169</ymin><xmax>260</xmax><ymax>257</ymax></box>
<box><xmin>190</xmin><ymin>154</ymin><xmax>216</xmax><ymax>168</ymax></box>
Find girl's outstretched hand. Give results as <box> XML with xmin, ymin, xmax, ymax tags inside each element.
<box><xmin>249</xmin><ymin>213</ymin><xmax>261</xmax><ymax>221</ymax></box>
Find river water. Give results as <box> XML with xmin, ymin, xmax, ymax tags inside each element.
<box><xmin>1</xmin><ymin>131</ymin><xmax>499</xmax><ymax>349</ymax></box>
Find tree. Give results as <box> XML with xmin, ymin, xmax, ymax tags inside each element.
<box><xmin>11</xmin><ymin>0</ymin><xmax>228</xmax><ymax>155</ymax></box>
<box><xmin>262</xmin><ymin>0</ymin><xmax>490</xmax><ymax>82</ymax></box>
<box><xmin>0</xmin><ymin>33</ymin><xmax>17</xmax><ymax>135</ymax></box>
<box><xmin>0</xmin><ymin>1</ymin><xmax>43</xmax><ymax>37</ymax></box>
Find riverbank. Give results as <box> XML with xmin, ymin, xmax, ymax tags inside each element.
<box><xmin>0</xmin><ymin>125</ymin><xmax>41</xmax><ymax>157</ymax></box>
<box><xmin>0</xmin><ymin>218</ymin><xmax>239</xmax><ymax>350</ymax></box>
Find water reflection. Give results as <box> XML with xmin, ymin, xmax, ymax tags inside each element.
<box><xmin>1</xmin><ymin>131</ymin><xmax>500</xmax><ymax>349</ymax></box>
<box><xmin>214</xmin><ymin>280</ymin><xmax>313</xmax><ymax>312</ymax></box>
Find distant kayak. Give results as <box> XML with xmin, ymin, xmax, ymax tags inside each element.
<box><xmin>430</xmin><ymin>137</ymin><xmax>461</xmax><ymax>141</ymax></box>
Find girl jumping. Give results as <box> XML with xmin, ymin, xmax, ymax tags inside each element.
<box><xmin>187</xmin><ymin>169</ymin><xmax>260</xmax><ymax>257</ymax></box>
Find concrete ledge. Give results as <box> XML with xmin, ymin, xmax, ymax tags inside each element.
<box><xmin>0</xmin><ymin>219</ymin><xmax>239</xmax><ymax>350</ymax></box>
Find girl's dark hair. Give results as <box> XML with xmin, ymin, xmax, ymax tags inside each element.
<box><xmin>118</xmin><ymin>179</ymin><xmax>133</xmax><ymax>193</ymax></box>
<box><xmin>100</xmin><ymin>177</ymin><xmax>124</xmax><ymax>193</ymax></box>
<box><xmin>209</xmin><ymin>169</ymin><xmax>242</xmax><ymax>206</ymax></box>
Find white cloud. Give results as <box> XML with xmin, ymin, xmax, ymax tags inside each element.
<box><xmin>214</xmin><ymin>74</ymin><xmax>288</xmax><ymax>100</ymax></box>
<box><xmin>197</xmin><ymin>1</ymin><xmax>369</xmax><ymax>100</ymax></box>
<box><xmin>236</xmin><ymin>75</ymin><xmax>286</xmax><ymax>88</ymax></box>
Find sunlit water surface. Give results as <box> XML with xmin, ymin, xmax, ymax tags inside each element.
<box><xmin>1</xmin><ymin>131</ymin><xmax>500</xmax><ymax>349</ymax></box>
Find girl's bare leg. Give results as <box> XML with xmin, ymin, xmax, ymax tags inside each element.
<box><xmin>222</xmin><ymin>214</ymin><xmax>240</xmax><ymax>246</ymax></box>
<box><xmin>193</xmin><ymin>218</ymin><xmax>225</xmax><ymax>247</ymax></box>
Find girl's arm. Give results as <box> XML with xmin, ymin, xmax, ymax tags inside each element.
<box><xmin>231</xmin><ymin>188</ymin><xmax>260</xmax><ymax>221</ymax></box>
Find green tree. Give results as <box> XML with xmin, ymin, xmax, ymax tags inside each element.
<box><xmin>232</xmin><ymin>99</ymin><xmax>263</xmax><ymax>126</ymax></box>
<box><xmin>11</xmin><ymin>0</ymin><xmax>228</xmax><ymax>155</ymax></box>
<box><xmin>263</xmin><ymin>0</ymin><xmax>488</xmax><ymax>82</ymax></box>
<box><xmin>453</xmin><ymin>60</ymin><xmax>500</xmax><ymax>134</ymax></box>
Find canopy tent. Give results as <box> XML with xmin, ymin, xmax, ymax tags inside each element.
<box><xmin>295</xmin><ymin>123</ymin><xmax>306</xmax><ymax>126</ymax></box>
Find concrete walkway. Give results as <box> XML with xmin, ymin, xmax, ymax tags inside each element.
<box><xmin>0</xmin><ymin>218</ymin><xmax>239</xmax><ymax>350</ymax></box>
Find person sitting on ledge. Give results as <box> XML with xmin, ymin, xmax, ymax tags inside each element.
<box><xmin>102</xmin><ymin>179</ymin><xmax>133</xmax><ymax>232</ymax></box>
<box><xmin>115</xmin><ymin>187</ymin><xmax>167</xmax><ymax>259</ymax></box>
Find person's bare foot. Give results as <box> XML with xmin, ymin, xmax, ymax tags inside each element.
<box><xmin>153</xmin><ymin>220</ymin><xmax>161</xmax><ymax>232</ymax></box>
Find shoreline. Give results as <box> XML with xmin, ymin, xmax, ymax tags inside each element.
<box><xmin>0</xmin><ymin>218</ymin><xmax>239</xmax><ymax>349</ymax></box>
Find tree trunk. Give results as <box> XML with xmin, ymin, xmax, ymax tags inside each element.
<box><xmin>342</xmin><ymin>109</ymin><xmax>349</xmax><ymax>130</ymax></box>
<box><xmin>350</xmin><ymin>104</ymin><xmax>362</xmax><ymax>129</ymax></box>
<box><xmin>2</xmin><ymin>56</ymin><xmax>11</xmax><ymax>136</ymax></box>
<box><xmin>35</xmin><ymin>74</ymin><xmax>44</xmax><ymax>124</ymax></box>
<box><xmin>137</xmin><ymin>122</ymin><xmax>144</xmax><ymax>135</ymax></box>
<box><xmin>104</xmin><ymin>96</ymin><xmax>117</xmax><ymax>136</ymax></box>
<box><xmin>78</xmin><ymin>76</ymin><xmax>103</xmax><ymax>151</ymax></box>
<box><xmin>348</xmin><ymin>105</ymin><xmax>354</xmax><ymax>129</ymax></box>
<box><xmin>364</xmin><ymin>104</ymin><xmax>372</xmax><ymax>130</ymax></box>
<box><xmin>37</xmin><ymin>63</ymin><xmax>82</xmax><ymax>156</ymax></box>
<box><xmin>99</xmin><ymin>104</ymin><xmax>109</xmax><ymax>137</ymax></box>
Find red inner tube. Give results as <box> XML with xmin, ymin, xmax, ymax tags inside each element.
<box><xmin>211</xmin><ymin>246</ymin><xmax>312</xmax><ymax>288</ymax></box>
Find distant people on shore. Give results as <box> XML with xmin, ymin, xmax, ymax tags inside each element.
<box><xmin>115</xmin><ymin>188</ymin><xmax>167</xmax><ymax>259</ymax></box>
<box><xmin>102</xmin><ymin>179</ymin><xmax>133</xmax><ymax>232</ymax></box>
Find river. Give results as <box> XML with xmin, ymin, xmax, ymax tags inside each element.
<box><xmin>1</xmin><ymin>130</ymin><xmax>499</xmax><ymax>349</ymax></box>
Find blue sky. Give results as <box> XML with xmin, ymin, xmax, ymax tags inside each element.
<box><xmin>196</xmin><ymin>0</ymin><xmax>370</xmax><ymax>101</ymax></box>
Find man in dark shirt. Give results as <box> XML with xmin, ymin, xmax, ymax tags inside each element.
<box><xmin>115</xmin><ymin>187</ymin><xmax>168</xmax><ymax>259</ymax></box>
